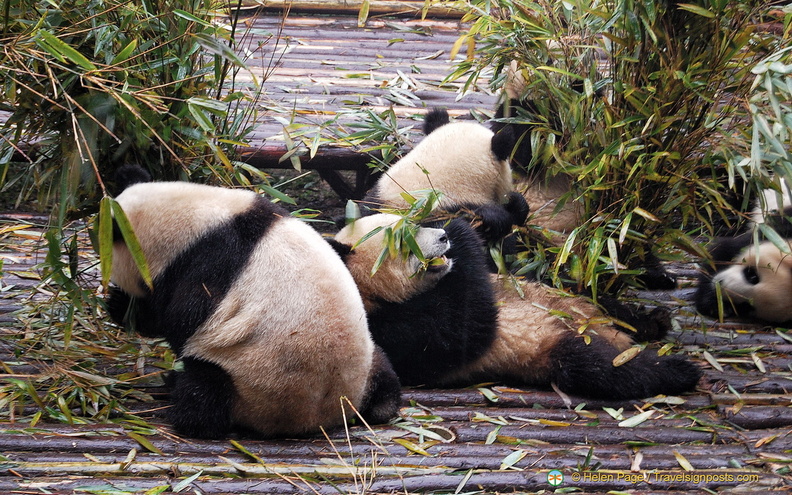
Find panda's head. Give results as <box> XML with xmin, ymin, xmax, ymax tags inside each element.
<box><xmin>334</xmin><ymin>214</ymin><xmax>452</xmax><ymax>310</ymax></box>
<box><xmin>712</xmin><ymin>241</ymin><xmax>792</xmax><ymax>322</ymax></box>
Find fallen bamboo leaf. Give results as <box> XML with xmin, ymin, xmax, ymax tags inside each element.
<box><xmin>126</xmin><ymin>432</ymin><xmax>163</xmax><ymax>455</ymax></box>
<box><xmin>603</xmin><ymin>407</ymin><xmax>625</xmax><ymax>420</ymax></box>
<box><xmin>702</xmin><ymin>351</ymin><xmax>724</xmax><ymax>372</ymax></box>
<box><xmin>478</xmin><ymin>387</ymin><xmax>499</xmax><ymax>403</ymax></box>
<box><xmin>393</xmin><ymin>437</ymin><xmax>431</xmax><ymax>456</ymax></box>
<box><xmin>613</xmin><ymin>346</ymin><xmax>642</xmax><ymax>367</ymax></box>
<box><xmin>751</xmin><ymin>352</ymin><xmax>766</xmax><ymax>373</ymax></box>
<box><xmin>755</xmin><ymin>434</ymin><xmax>778</xmax><ymax>448</ymax></box>
<box><xmin>172</xmin><ymin>470</ymin><xmax>203</xmax><ymax>492</ymax></box>
<box><xmin>618</xmin><ymin>409</ymin><xmax>655</xmax><ymax>427</ymax></box>
<box><xmin>499</xmin><ymin>449</ymin><xmax>527</xmax><ymax>470</ymax></box>
<box><xmin>538</xmin><ymin>419</ymin><xmax>572</xmax><ymax>427</ymax></box>
<box><xmin>631</xmin><ymin>451</ymin><xmax>644</xmax><ymax>472</ymax></box>
<box><xmin>673</xmin><ymin>450</ymin><xmax>694</xmax><ymax>471</ymax></box>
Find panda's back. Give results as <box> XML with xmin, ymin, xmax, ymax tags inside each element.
<box><xmin>375</xmin><ymin>122</ymin><xmax>512</xmax><ymax>208</ymax></box>
<box><xmin>113</xmin><ymin>181</ymin><xmax>374</xmax><ymax>436</ymax></box>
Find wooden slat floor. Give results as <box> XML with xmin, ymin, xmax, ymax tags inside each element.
<box><xmin>1</xmin><ymin>7</ymin><xmax>791</xmax><ymax>495</ymax></box>
<box><xmin>1</xmin><ymin>215</ymin><xmax>791</xmax><ymax>493</ymax></box>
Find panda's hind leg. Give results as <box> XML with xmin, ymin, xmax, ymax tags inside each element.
<box><xmin>550</xmin><ymin>333</ymin><xmax>701</xmax><ymax>400</ymax></box>
<box><xmin>358</xmin><ymin>345</ymin><xmax>401</xmax><ymax>425</ymax></box>
<box><xmin>167</xmin><ymin>357</ymin><xmax>236</xmax><ymax>439</ymax></box>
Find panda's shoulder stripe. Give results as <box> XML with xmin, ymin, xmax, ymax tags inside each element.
<box><xmin>148</xmin><ymin>196</ymin><xmax>287</xmax><ymax>353</ymax></box>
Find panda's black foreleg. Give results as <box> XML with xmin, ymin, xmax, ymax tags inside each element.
<box><xmin>167</xmin><ymin>357</ymin><xmax>236</xmax><ymax>439</ymax></box>
<box><xmin>550</xmin><ymin>333</ymin><xmax>701</xmax><ymax>400</ymax></box>
<box><xmin>358</xmin><ymin>345</ymin><xmax>401</xmax><ymax>425</ymax></box>
<box><xmin>458</xmin><ymin>192</ymin><xmax>529</xmax><ymax>244</ymax></box>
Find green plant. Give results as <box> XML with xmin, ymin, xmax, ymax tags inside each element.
<box><xmin>0</xmin><ymin>0</ymin><xmax>268</xmax><ymax>217</ymax></box>
<box><xmin>448</xmin><ymin>0</ymin><xmax>784</xmax><ymax>295</ymax></box>
<box><xmin>0</xmin><ymin>1</ymin><xmax>274</xmax><ymax>424</ymax></box>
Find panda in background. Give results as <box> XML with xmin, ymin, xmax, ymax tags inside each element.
<box><xmin>695</xmin><ymin>180</ymin><xmax>792</xmax><ymax>323</ymax></box>
<box><xmin>362</xmin><ymin>108</ymin><xmax>529</xmax><ymax>244</ymax></box>
<box><xmin>332</xmin><ymin>213</ymin><xmax>701</xmax><ymax>399</ymax></box>
<box><xmin>107</xmin><ymin>166</ymin><xmax>400</xmax><ymax>439</ymax></box>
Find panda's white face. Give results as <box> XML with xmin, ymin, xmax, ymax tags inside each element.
<box><xmin>713</xmin><ymin>241</ymin><xmax>792</xmax><ymax>322</ymax></box>
<box><xmin>335</xmin><ymin>214</ymin><xmax>452</xmax><ymax>310</ymax></box>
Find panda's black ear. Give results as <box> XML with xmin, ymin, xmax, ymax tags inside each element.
<box><xmin>423</xmin><ymin>108</ymin><xmax>450</xmax><ymax>135</ymax></box>
<box><xmin>491</xmin><ymin>126</ymin><xmax>515</xmax><ymax>161</ymax></box>
<box><xmin>114</xmin><ymin>164</ymin><xmax>152</xmax><ymax>195</ymax></box>
<box><xmin>327</xmin><ymin>239</ymin><xmax>353</xmax><ymax>261</ymax></box>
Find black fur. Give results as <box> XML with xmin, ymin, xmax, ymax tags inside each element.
<box><xmin>596</xmin><ymin>296</ymin><xmax>673</xmax><ymax>342</ymax></box>
<box><xmin>695</xmin><ymin>232</ymin><xmax>758</xmax><ymax>318</ymax></box>
<box><xmin>551</xmin><ymin>333</ymin><xmax>701</xmax><ymax>400</ymax></box>
<box><xmin>167</xmin><ymin>357</ymin><xmax>236</xmax><ymax>439</ymax></box>
<box><xmin>358</xmin><ymin>345</ymin><xmax>402</xmax><ymax>425</ymax></box>
<box><xmin>422</xmin><ymin>107</ymin><xmax>450</xmax><ymax>135</ymax></box>
<box><xmin>110</xmin><ymin>197</ymin><xmax>284</xmax><ymax>354</ymax></box>
<box><xmin>444</xmin><ymin>191</ymin><xmax>529</xmax><ymax>244</ymax></box>
<box><xmin>364</xmin><ymin>219</ymin><xmax>498</xmax><ymax>386</ymax></box>
<box><xmin>490</xmin><ymin>125</ymin><xmax>516</xmax><ymax>162</ymax></box>
<box><xmin>114</xmin><ymin>164</ymin><xmax>153</xmax><ymax>195</ymax></box>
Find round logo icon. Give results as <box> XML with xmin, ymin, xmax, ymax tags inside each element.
<box><xmin>547</xmin><ymin>469</ymin><xmax>564</xmax><ymax>486</ymax></box>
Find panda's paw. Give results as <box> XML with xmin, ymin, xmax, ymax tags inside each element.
<box><xmin>504</xmin><ymin>191</ymin><xmax>529</xmax><ymax>226</ymax></box>
<box><xmin>653</xmin><ymin>354</ymin><xmax>702</xmax><ymax>396</ymax></box>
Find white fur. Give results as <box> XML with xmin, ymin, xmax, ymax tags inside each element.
<box><xmin>713</xmin><ymin>241</ymin><xmax>792</xmax><ymax>322</ymax></box>
<box><xmin>335</xmin><ymin>214</ymin><xmax>451</xmax><ymax>311</ymax></box>
<box><xmin>183</xmin><ymin>218</ymin><xmax>373</xmax><ymax>436</ymax></box>
<box><xmin>372</xmin><ymin>122</ymin><xmax>513</xmax><ymax>210</ymax></box>
<box><xmin>112</xmin><ymin>182</ymin><xmax>256</xmax><ymax>297</ymax></box>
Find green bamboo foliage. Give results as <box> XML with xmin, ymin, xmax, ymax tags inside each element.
<box><xmin>0</xmin><ymin>0</ymin><xmax>261</xmax><ymax>216</ymax></box>
<box><xmin>448</xmin><ymin>0</ymin><xmax>785</xmax><ymax>295</ymax></box>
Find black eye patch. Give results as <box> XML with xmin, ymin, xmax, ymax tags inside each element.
<box><xmin>743</xmin><ymin>265</ymin><xmax>760</xmax><ymax>285</ymax></box>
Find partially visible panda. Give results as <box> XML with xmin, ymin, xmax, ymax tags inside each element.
<box><xmin>491</xmin><ymin>64</ymin><xmax>677</xmax><ymax>290</ymax></box>
<box><xmin>362</xmin><ymin>108</ymin><xmax>529</xmax><ymax>243</ymax></box>
<box><xmin>695</xmin><ymin>180</ymin><xmax>792</xmax><ymax>323</ymax></box>
<box><xmin>332</xmin><ymin>213</ymin><xmax>701</xmax><ymax>399</ymax></box>
<box><xmin>107</xmin><ymin>167</ymin><xmax>400</xmax><ymax>438</ymax></box>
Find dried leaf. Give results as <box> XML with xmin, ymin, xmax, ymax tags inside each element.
<box><xmin>613</xmin><ymin>346</ymin><xmax>642</xmax><ymax>367</ymax></box>
<box><xmin>702</xmin><ymin>351</ymin><xmax>724</xmax><ymax>372</ymax></box>
<box><xmin>673</xmin><ymin>450</ymin><xmax>695</xmax><ymax>471</ymax></box>
<box><xmin>393</xmin><ymin>438</ymin><xmax>431</xmax><ymax>456</ymax></box>
<box><xmin>499</xmin><ymin>449</ymin><xmax>527</xmax><ymax>470</ymax></box>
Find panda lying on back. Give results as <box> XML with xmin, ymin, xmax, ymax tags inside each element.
<box><xmin>695</xmin><ymin>180</ymin><xmax>792</xmax><ymax>323</ymax></box>
<box><xmin>332</xmin><ymin>214</ymin><xmax>701</xmax><ymax>399</ymax></box>
<box><xmin>106</xmin><ymin>166</ymin><xmax>400</xmax><ymax>438</ymax></box>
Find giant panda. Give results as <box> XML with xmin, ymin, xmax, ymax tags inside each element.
<box><xmin>695</xmin><ymin>180</ymin><xmax>792</xmax><ymax>323</ymax></box>
<box><xmin>332</xmin><ymin>213</ymin><xmax>701</xmax><ymax>399</ymax></box>
<box><xmin>107</xmin><ymin>168</ymin><xmax>400</xmax><ymax>438</ymax></box>
<box><xmin>362</xmin><ymin>108</ymin><xmax>529</xmax><ymax>243</ymax></box>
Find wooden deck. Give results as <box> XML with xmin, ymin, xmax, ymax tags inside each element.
<box><xmin>1</xmin><ymin>6</ymin><xmax>791</xmax><ymax>495</ymax></box>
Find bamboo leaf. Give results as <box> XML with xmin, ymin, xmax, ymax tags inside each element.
<box><xmin>673</xmin><ymin>450</ymin><xmax>695</xmax><ymax>471</ymax></box>
<box><xmin>612</xmin><ymin>346</ymin><xmax>642</xmax><ymax>367</ymax></box>
<box><xmin>110</xmin><ymin>199</ymin><xmax>152</xmax><ymax>290</ymax></box>
<box><xmin>126</xmin><ymin>432</ymin><xmax>163</xmax><ymax>455</ymax></box>
<box><xmin>37</xmin><ymin>30</ymin><xmax>97</xmax><ymax>70</ymax></box>
<box><xmin>618</xmin><ymin>409</ymin><xmax>655</xmax><ymax>427</ymax></box>
<box><xmin>98</xmin><ymin>197</ymin><xmax>113</xmax><ymax>288</ymax></box>
<box><xmin>499</xmin><ymin>449</ymin><xmax>527</xmax><ymax>470</ymax></box>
